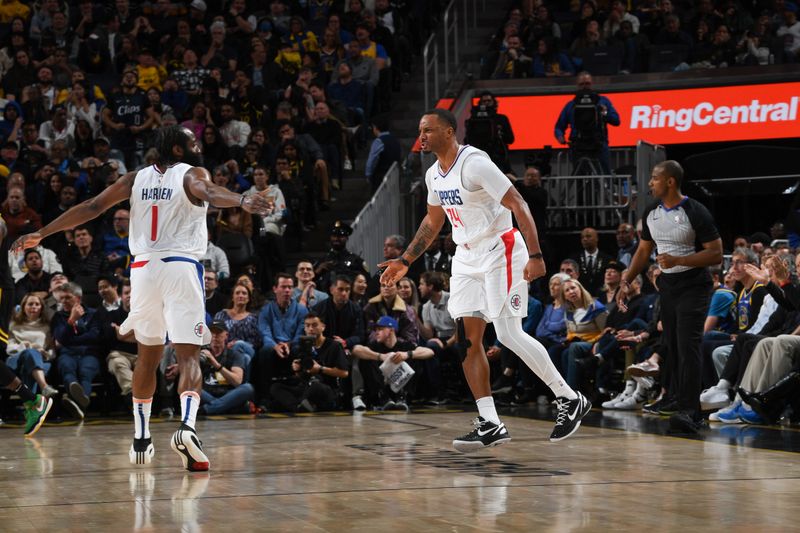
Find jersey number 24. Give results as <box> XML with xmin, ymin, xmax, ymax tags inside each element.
<box><xmin>445</xmin><ymin>207</ymin><xmax>464</xmax><ymax>228</ymax></box>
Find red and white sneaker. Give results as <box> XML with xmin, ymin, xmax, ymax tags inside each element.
<box><xmin>171</xmin><ymin>424</ymin><xmax>209</xmax><ymax>472</ymax></box>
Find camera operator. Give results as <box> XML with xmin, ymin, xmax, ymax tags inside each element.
<box><xmin>554</xmin><ymin>72</ymin><xmax>620</xmax><ymax>174</ymax></box>
<box><xmin>464</xmin><ymin>91</ymin><xmax>515</xmax><ymax>173</ymax></box>
<box><xmin>269</xmin><ymin>312</ymin><xmax>349</xmax><ymax>412</ymax></box>
<box><xmin>198</xmin><ymin>321</ymin><xmax>254</xmax><ymax>416</ymax></box>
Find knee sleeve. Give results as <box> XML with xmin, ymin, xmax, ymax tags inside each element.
<box><xmin>455</xmin><ymin>318</ymin><xmax>471</xmax><ymax>362</ymax></box>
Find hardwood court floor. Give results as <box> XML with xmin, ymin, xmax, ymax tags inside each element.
<box><xmin>1</xmin><ymin>407</ymin><xmax>800</xmax><ymax>532</ymax></box>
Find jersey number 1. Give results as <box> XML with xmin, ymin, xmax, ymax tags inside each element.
<box><xmin>150</xmin><ymin>206</ymin><xmax>159</xmax><ymax>240</ymax></box>
<box><xmin>445</xmin><ymin>207</ymin><xmax>464</xmax><ymax>228</ymax></box>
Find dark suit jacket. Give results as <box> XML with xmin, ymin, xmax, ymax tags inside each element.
<box><xmin>572</xmin><ymin>250</ymin><xmax>614</xmax><ymax>295</ymax></box>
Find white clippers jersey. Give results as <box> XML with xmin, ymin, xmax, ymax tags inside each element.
<box><xmin>129</xmin><ymin>163</ymin><xmax>208</xmax><ymax>258</ymax></box>
<box><xmin>425</xmin><ymin>145</ymin><xmax>513</xmax><ymax>247</ymax></box>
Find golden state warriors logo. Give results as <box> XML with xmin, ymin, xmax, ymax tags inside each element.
<box><xmin>510</xmin><ymin>294</ymin><xmax>521</xmax><ymax>311</ymax></box>
<box><xmin>194</xmin><ymin>322</ymin><xmax>205</xmax><ymax>337</ymax></box>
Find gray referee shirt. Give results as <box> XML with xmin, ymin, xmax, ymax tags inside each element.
<box><xmin>641</xmin><ymin>197</ymin><xmax>720</xmax><ymax>274</ymax></box>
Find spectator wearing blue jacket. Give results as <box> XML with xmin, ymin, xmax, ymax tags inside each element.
<box><xmin>553</xmin><ymin>72</ymin><xmax>620</xmax><ymax>174</ymax></box>
<box><xmin>51</xmin><ymin>282</ymin><xmax>102</xmax><ymax>419</ymax></box>
<box><xmin>250</xmin><ymin>273</ymin><xmax>308</xmax><ymax>406</ymax></box>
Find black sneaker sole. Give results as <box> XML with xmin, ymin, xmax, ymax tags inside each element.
<box><xmin>452</xmin><ymin>436</ymin><xmax>511</xmax><ymax>453</ymax></box>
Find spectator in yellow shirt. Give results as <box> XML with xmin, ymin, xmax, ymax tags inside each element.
<box><xmin>135</xmin><ymin>49</ymin><xmax>167</xmax><ymax>91</ymax></box>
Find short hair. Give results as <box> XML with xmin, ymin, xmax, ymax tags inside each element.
<box><xmin>210</xmin><ymin>21</ymin><xmax>226</xmax><ymax>34</ymax></box>
<box><xmin>421</xmin><ymin>271</ymin><xmax>446</xmax><ymax>292</ymax></box>
<box><xmin>333</xmin><ymin>274</ymin><xmax>352</xmax><ymax>287</ymax></box>
<box><xmin>423</xmin><ymin>108</ymin><xmax>457</xmax><ymax>132</ymax></box>
<box><xmin>732</xmin><ymin>246</ymin><xmax>759</xmax><ymax>265</ymax></box>
<box><xmin>121</xmin><ymin>278</ymin><xmax>132</xmax><ymax>290</ymax></box>
<box><xmin>155</xmin><ymin>125</ymin><xmax>192</xmax><ymax>165</ymax></box>
<box><xmin>656</xmin><ymin>160</ymin><xmax>684</xmax><ymax>188</ymax></box>
<box><xmin>61</xmin><ymin>281</ymin><xmax>83</xmax><ymax>298</ymax></box>
<box><xmin>273</xmin><ymin>272</ymin><xmax>294</xmax><ymax>286</ymax></box>
<box><xmin>23</xmin><ymin>249</ymin><xmax>41</xmax><ymax>261</ymax></box>
<box><xmin>74</xmin><ymin>224</ymin><xmax>93</xmax><ymax>235</ymax></box>
<box><xmin>385</xmin><ymin>234</ymin><xmax>406</xmax><ymax>249</ymax></box>
<box><xmin>370</xmin><ymin>114</ymin><xmax>390</xmax><ymax>132</ymax></box>
<box><xmin>305</xmin><ymin>311</ymin><xmax>323</xmax><ymax>322</ymax></box>
<box><xmin>560</xmin><ymin>258</ymin><xmax>579</xmax><ymax>271</ymax></box>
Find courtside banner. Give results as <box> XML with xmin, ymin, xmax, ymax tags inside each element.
<box><xmin>493</xmin><ymin>82</ymin><xmax>800</xmax><ymax>149</ymax></box>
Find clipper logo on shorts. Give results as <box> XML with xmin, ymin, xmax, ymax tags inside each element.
<box><xmin>510</xmin><ymin>294</ymin><xmax>521</xmax><ymax>311</ymax></box>
<box><xmin>194</xmin><ymin>323</ymin><xmax>205</xmax><ymax>337</ymax></box>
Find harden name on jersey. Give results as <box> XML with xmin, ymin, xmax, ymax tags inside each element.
<box><xmin>140</xmin><ymin>187</ymin><xmax>174</xmax><ymax>201</ymax></box>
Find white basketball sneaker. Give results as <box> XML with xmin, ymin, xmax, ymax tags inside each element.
<box><xmin>171</xmin><ymin>424</ymin><xmax>210</xmax><ymax>472</ymax></box>
<box><xmin>129</xmin><ymin>437</ymin><xmax>155</xmax><ymax>465</ymax></box>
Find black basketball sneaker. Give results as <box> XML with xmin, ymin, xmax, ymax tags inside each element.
<box><xmin>452</xmin><ymin>416</ymin><xmax>511</xmax><ymax>452</ymax></box>
<box><xmin>550</xmin><ymin>392</ymin><xmax>592</xmax><ymax>442</ymax></box>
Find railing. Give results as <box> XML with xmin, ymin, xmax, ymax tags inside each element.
<box><xmin>443</xmin><ymin>0</ymin><xmax>459</xmax><ymax>83</ymax></box>
<box><xmin>423</xmin><ymin>0</ymin><xmax>485</xmax><ymax>109</ymax></box>
<box><xmin>553</xmin><ymin>147</ymin><xmax>637</xmax><ymax>176</ymax></box>
<box><xmin>544</xmin><ymin>174</ymin><xmax>634</xmax><ymax>232</ymax></box>
<box><xmin>349</xmin><ymin>163</ymin><xmax>401</xmax><ymax>274</ymax></box>
<box><xmin>423</xmin><ymin>34</ymin><xmax>439</xmax><ymax>110</ymax></box>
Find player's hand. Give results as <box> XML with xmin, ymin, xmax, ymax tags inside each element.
<box><xmin>12</xmin><ymin>232</ymin><xmax>43</xmax><ymax>253</ymax></box>
<box><xmin>656</xmin><ymin>253</ymin><xmax>681</xmax><ymax>269</ymax></box>
<box><xmin>378</xmin><ymin>258</ymin><xmax>408</xmax><ymax>286</ymax></box>
<box><xmin>241</xmin><ymin>190</ymin><xmax>274</xmax><ymax>216</ymax></box>
<box><xmin>523</xmin><ymin>257</ymin><xmax>545</xmax><ymax>282</ymax></box>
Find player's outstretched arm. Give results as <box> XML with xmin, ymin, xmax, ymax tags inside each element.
<box><xmin>184</xmin><ymin>167</ymin><xmax>272</xmax><ymax>215</ymax></box>
<box><xmin>12</xmin><ymin>171</ymin><xmax>136</xmax><ymax>252</ymax></box>
<box><xmin>379</xmin><ymin>204</ymin><xmax>446</xmax><ymax>285</ymax></box>
<box><xmin>500</xmin><ymin>186</ymin><xmax>545</xmax><ymax>282</ymax></box>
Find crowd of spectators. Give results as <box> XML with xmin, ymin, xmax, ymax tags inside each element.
<box><xmin>483</xmin><ymin>0</ymin><xmax>799</xmax><ymax>79</ymax></box>
<box><xmin>5</xmin><ymin>144</ymin><xmax>800</xmax><ymax>427</ymax></box>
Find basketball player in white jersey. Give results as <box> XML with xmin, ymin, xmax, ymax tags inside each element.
<box><xmin>13</xmin><ymin>125</ymin><xmax>272</xmax><ymax>470</ymax></box>
<box><xmin>381</xmin><ymin>109</ymin><xmax>591</xmax><ymax>451</ymax></box>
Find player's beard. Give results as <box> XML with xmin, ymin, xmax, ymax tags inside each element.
<box><xmin>182</xmin><ymin>147</ymin><xmax>204</xmax><ymax>167</ymax></box>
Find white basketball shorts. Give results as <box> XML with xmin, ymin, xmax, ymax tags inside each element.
<box><xmin>119</xmin><ymin>252</ymin><xmax>211</xmax><ymax>346</ymax></box>
<box><xmin>447</xmin><ymin>228</ymin><xmax>529</xmax><ymax>321</ymax></box>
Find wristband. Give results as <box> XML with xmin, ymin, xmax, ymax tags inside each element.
<box><xmin>216</xmin><ymin>364</ymin><xmax>223</xmax><ymax>371</ymax></box>
<box><xmin>239</xmin><ymin>195</ymin><xmax>245</xmax><ymax>207</ymax></box>
<box><xmin>407</xmin><ymin>350</ymin><xmax>413</xmax><ymax>360</ymax></box>
<box><xmin>528</xmin><ymin>252</ymin><xmax>543</xmax><ymax>259</ymax></box>
<box><xmin>399</xmin><ymin>257</ymin><xmax>410</xmax><ymax>267</ymax></box>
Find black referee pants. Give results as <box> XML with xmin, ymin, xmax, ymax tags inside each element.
<box><xmin>659</xmin><ymin>271</ymin><xmax>712</xmax><ymax>416</ymax></box>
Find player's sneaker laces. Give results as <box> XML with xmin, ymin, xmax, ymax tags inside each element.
<box><xmin>129</xmin><ymin>437</ymin><xmax>155</xmax><ymax>465</ymax></box>
<box><xmin>452</xmin><ymin>416</ymin><xmax>511</xmax><ymax>452</ymax></box>
<box><xmin>23</xmin><ymin>394</ymin><xmax>53</xmax><ymax>437</ymax></box>
<box><xmin>550</xmin><ymin>392</ymin><xmax>592</xmax><ymax>442</ymax></box>
<box><xmin>171</xmin><ymin>424</ymin><xmax>209</xmax><ymax>472</ymax></box>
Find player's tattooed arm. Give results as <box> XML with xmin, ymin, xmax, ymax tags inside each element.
<box><xmin>403</xmin><ymin>205</ymin><xmax>447</xmax><ymax>263</ymax></box>
<box><xmin>12</xmin><ymin>171</ymin><xmax>136</xmax><ymax>252</ymax></box>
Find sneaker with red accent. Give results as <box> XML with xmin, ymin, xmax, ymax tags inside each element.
<box><xmin>171</xmin><ymin>424</ymin><xmax>209</xmax><ymax>472</ymax></box>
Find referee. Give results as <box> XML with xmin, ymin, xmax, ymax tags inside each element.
<box><xmin>617</xmin><ymin>160</ymin><xmax>722</xmax><ymax>433</ymax></box>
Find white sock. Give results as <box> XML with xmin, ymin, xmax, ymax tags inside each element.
<box><xmin>133</xmin><ymin>397</ymin><xmax>152</xmax><ymax>439</ymax></box>
<box><xmin>476</xmin><ymin>396</ymin><xmax>501</xmax><ymax>424</ymax></box>
<box><xmin>718</xmin><ymin>379</ymin><xmax>731</xmax><ymax>390</ymax></box>
<box><xmin>622</xmin><ymin>379</ymin><xmax>636</xmax><ymax>396</ymax></box>
<box><xmin>493</xmin><ymin>317</ymin><xmax>578</xmax><ymax>400</ymax></box>
<box><xmin>180</xmin><ymin>391</ymin><xmax>200</xmax><ymax>429</ymax></box>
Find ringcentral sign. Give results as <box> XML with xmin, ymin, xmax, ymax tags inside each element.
<box><xmin>487</xmin><ymin>82</ymin><xmax>800</xmax><ymax>149</ymax></box>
